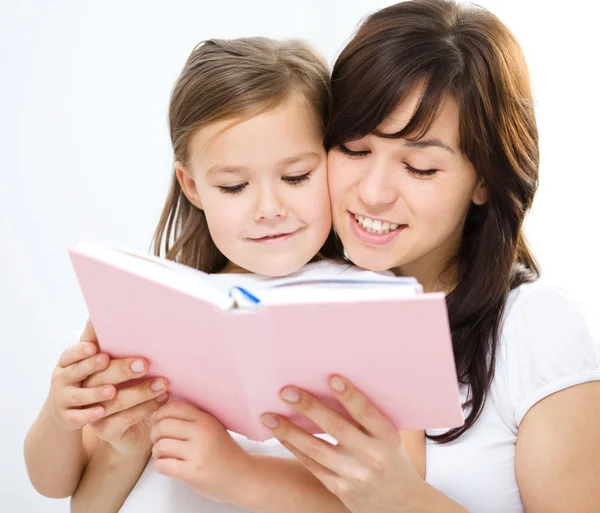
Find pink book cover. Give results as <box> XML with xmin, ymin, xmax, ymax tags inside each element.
<box><xmin>68</xmin><ymin>247</ymin><xmax>464</xmax><ymax>441</ymax></box>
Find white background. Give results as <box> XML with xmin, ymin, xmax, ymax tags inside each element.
<box><xmin>1</xmin><ymin>1</ymin><xmax>598</xmax><ymax>511</ymax></box>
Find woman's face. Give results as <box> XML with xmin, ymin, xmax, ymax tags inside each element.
<box><xmin>327</xmin><ymin>88</ymin><xmax>488</xmax><ymax>286</ymax></box>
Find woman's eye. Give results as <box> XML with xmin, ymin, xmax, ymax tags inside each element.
<box><xmin>338</xmin><ymin>144</ymin><xmax>369</xmax><ymax>158</ymax></box>
<box><xmin>219</xmin><ymin>183</ymin><xmax>247</xmax><ymax>195</ymax></box>
<box><xmin>283</xmin><ymin>172</ymin><xmax>311</xmax><ymax>186</ymax></box>
<box><xmin>405</xmin><ymin>164</ymin><xmax>438</xmax><ymax>177</ymax></box>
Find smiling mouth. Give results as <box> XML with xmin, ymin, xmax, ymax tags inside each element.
<box><xmin>352</xmin><ymin>213</ymin><xmax>404</xmax><ymax>235</ymax></box>
<box><xmin>249</xmin><ymin>229</ymin><xmax>301</xmax><ymax>242</ymax></box>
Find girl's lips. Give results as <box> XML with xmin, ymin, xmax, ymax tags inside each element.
<box><xmin>349</xmin><ymin>212</ymin><xmax>406</xmax><ymax>245</ymax></box>
<box><xmin>248</xmin><ymin>228</ymin><xmax>301</xmax><ymax>244</ymax></box>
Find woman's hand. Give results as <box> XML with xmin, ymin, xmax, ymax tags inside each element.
<box><xmin>260</xmin><ymin>375</ymin><xmax>428</xmax><ymax>513</ymax></box>
<box><xmin>150</xmin><ymin>401</ymin><xmax>255</xmax><ymax>505</ymax></box>
<box><xmin>79</xmin><ymin>320</ymin><xmax>170</xmax><ymax>455</ymax></box>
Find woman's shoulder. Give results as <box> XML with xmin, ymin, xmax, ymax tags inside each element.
<box><xmin>502</xmin><ymin>278</ymin><xmax>597</xmax><ymax>353</ymax></box>
<box><xmin>497</xmin><ymin>279</ymin><xmax>600</xmax><ymax>427</ymax></box>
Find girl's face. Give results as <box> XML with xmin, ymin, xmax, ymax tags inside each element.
<box><xmin>177</xmin><ymin>95</ymin><xmax>332</xmax><ymax>276</ymax></box>
<box><xmin>327</xmin><ymin>88</ymin><xmax>488</xmax><ymax>289</ymax></box>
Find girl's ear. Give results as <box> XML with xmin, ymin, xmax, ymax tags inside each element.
<box><xmin>472</xmin><ymin>178</ymin><xmax>488</xmax><ymax>206</ymax></box>
<box><xmin>175</xmin><ymin>162</ymin><xmax>203</xmax><ymax>210</ymax></box>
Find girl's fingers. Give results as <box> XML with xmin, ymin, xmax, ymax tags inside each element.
<box><xmin>92</xmin><ymin>394</ymin><xmax>168</xmax><ymax>439</ymax></box>
<box><xmin>62</xmin><ymin>353</ymin><xmax>111</xmax><ymax>385</ymax></box>
<box><xmin>150</xmin><ymin>417</ymin><xmax>194</xmax><ymax>444</ymax></box>
<box><xmin>152</xmin><ymin>438</ymin><xmax>188</xmax><ymax>460</ymax></box>
<box><xmin>153</xmin><ymin>400</ymin><xmax>204</xmax><ymax>423</ymax></box>
<box><xmin>63</xmin><ymin>405</ymin><xmax>106</xmax><ymax>429</ymax></box>
<box><xmin>78</xmin><ymin>318</ymin><xmax>98</xmax><ymax>343</ymax></box>
<box><xmin>63</xmin><ymin>384</ymin><xmax>117</xmax><ymax>407</ymax></box>
<box><xmin>58</xmin><ymin>342</ymin><xmax>98</xmax><ymax>368</ymax></box>
<box><xmin>81</xmin><ymin>357</ymin><xmax>149</xmax><ymax>388</ymax></box>
<box><xmin>101</xmin><ymin>378</ymin><xmax>169</xmax><ymax>417</ymax></box>
<box><xmin>154</xmin><ymin>458</ymin><xmax>186</xmax><ymax>479</ymax></box>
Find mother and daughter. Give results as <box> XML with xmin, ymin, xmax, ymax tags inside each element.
<box><xmin>24</xmin><ymin>1</ymin><xmax>600</xmax><ymax>512</ymax></box>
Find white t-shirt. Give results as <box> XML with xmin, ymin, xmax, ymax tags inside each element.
<box><xmin>426</xmin><ymin>280</ymin><xmax>600</xmax><ymax>512</ymax></box>
<box><xmin>119</xmin><ymin>260</ymin><xmax>387</xmax><ymax>513</ymax></box>
<box><xmin>119</xmin><ymin>276</ymin><xmax>600</xmax><ymax>513</ymax></box>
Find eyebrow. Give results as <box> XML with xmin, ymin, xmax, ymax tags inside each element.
<box><xmin>206</xmin><ymin>151</ymin><xmax>321</xmax><ymax>176</ymax></box>
<box><xmin>403</xmin><ymin>138</ymin><xmax>457</xmax><ymax>154</ymax></box>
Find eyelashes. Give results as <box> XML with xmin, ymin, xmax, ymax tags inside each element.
<box><xmin>218</xmin><ymin>172</ymin><xmax>312</xmax><ymax>195</ymax></box>
<box><xmin>338</xmin><ymin>144</ymin><xmax>439</xmax><ymax>177</ymax></box>
<box><xmin>338</xmin><ymin>145</ymin><xmax>369</xmax><ymax>158</ymax></box>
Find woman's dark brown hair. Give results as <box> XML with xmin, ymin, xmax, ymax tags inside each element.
<box><xmin>153</xmin><ymin>37</ymin><xmax>341</xmax><ymax>272</ymax></box>
<box><xmin>325</xmin><ymin>0</ymin><xmax>540</xmax><ymax>442</ymax></box>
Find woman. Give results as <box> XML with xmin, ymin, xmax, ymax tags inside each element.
<box><xmin>261</xmin><ymin>1</ymin><xmax>600</xmax><ymax>511</ymax></box>
<box><xmin>71</xmin><ymin>1</ymin><xmax>600</xmax><ymax>512</ymax></box>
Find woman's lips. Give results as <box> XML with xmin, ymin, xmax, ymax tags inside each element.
<box><xmin>349</xmin><ymin>212</ymin><xmax>406</xmax><ymax>245</ymax></box>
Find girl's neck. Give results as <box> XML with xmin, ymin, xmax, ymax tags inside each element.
<box><xmin>220</xmin><ymin>261</ymin><xmax>251</xmax><ymax>274</ymax></box>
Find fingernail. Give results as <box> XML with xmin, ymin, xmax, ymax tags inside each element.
<box><xmin>330</xmin><ymin>377</ymin><xmax>346</xmax><ymax>393</ymax></box>
<box><xmin>261</xmin><ymin>414</ymin><xmax>278</xmax><ymax>428</ymax></box>
<box><xmin>84</xmin><ymin>344</ymin><xmax>96</xmax><ymax>355</ymax></box>
<box><xmin>281</xmin><ymin>388</ymin><xmax>300</xmax><ymax>403</ymax></box>
<box><xmin>96</xmin><ymin>354</ymin><xmax>105</xmax><ymax>364</ymax></box>
<box><xmin>131</xmin><ymin>360</ymin><xmax>144</xmax><ymax>373</ymax></box>
<box><xmin>102</xmin><ymin>386</ymin><xmax>113</xmax><ymax>397</ymax></box>
<box><xmin>151</xmin><ymin>379</ymin><xmax>164</xmax><ymax>391</ymax></box>
<box><xmin>156</xmin><ymin>393</ymin><xmax>168</xmax><ymax>403</ymax></box>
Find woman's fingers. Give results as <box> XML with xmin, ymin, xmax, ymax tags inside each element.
<box><xmin>101</xmin><ymin>378</ymin><xmax>168</xmax><ymax>417</ymax></box>
<box><xmin>81</xmin><ymin>357</ymin><xmax>149</xmax><ymax>387</ymax></box>
<box><xmin>263</xmin><ymin>412</ymin><xmax>355</xmax><ymax>477</ymax></box>
<box><xmin>275</xmin><ymin>385</ymin><xmax>370</xmax><ymax>447</ymax></box>
<box><xmin>326</xmin><ymin>376</ymin><xmax>399</xmax><ymax>441</ymax></box>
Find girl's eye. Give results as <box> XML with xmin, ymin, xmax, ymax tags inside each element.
<box><xmin>338</xmin><ymin>144</ymin><xmax>369</xmax><ymax>158</ymax></box>
<box><xmin>405</xmin><ymin>164</ymin><xmax>438</xmax><ymax>177</ymax></box>
<box><xmin>219</xmin><ymin>183</ymin><xmax>247</xmax><ymax>195</ymax></box>
<box><xmin>283</xmin><ymin>172</ymin><xmax>311</xmax><ymax>186</ymax></box>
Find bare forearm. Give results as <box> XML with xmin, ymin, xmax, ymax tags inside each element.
<box><xmin>71</xmin><ymin>441</ymin><xmax>151</xmax><ymax>513</ymax></box>
<box><xmin>235</xmin><ymin>455</ymin><xmax>466</xmax><ymax>513</ymax></box>
<box><xmin>238</xmin><ymin>455</ymin><xmax>350</xmax><ymax>513</ymax></box>
<box><xmin>24</xmin><ymin>396</ymin><xmax>87</xmax><ymax>498</ymax></box>
<box><xmin>411</xmin><ymin>482</ymin><xmax>469</xmax><ymax>513</ymax></box>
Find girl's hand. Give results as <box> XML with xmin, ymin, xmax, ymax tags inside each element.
<box><xmin>78</xmin><ymin>319</ymin><xmax>171</xmax><ymax>455</ymax></box>
<box><xmin>260</xmin><ymin>375</ymin><xmax>427</xmax><ymax>513</ymax></box>
<box><xmin>150</xmin><ymin>401</ymin><xmax>254</xmax><ymax>505</ymax></box>
<box><xmin>48</xmin><ymin>322</ymin><xmax>115</xmax><ymax>431</ymax></box>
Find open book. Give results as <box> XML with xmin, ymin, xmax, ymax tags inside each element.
<box><xmin>68</xmin><ymin>242</ymin><xmax>464</xmax><ymax>441</ymax></box>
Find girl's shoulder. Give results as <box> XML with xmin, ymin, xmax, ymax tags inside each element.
<box><xmin>297</xmin><ymin>260</ymin><xmax>395</xmax><ymax>279</ymax></box>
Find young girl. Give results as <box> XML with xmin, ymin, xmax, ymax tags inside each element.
<box><xmin>24</xmin><ymin>37</ymin><xmax>425</xmax><ymax>513</ymax></box>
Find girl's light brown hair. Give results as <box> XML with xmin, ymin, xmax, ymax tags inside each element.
<box><xmin>153</xmin><ymin>37</ymin><xmax>342</xmax><ymax>272</ymax></box>
<box><xmin>326</xmin><ymin>0</ymin><xmax>540</xmax><ymax>442</ymax></box>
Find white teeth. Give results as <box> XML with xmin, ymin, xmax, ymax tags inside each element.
<box><xmin>354</xmin><ymin>214</ymin><xmax>402</xmax><ymax>235</ymax></box>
